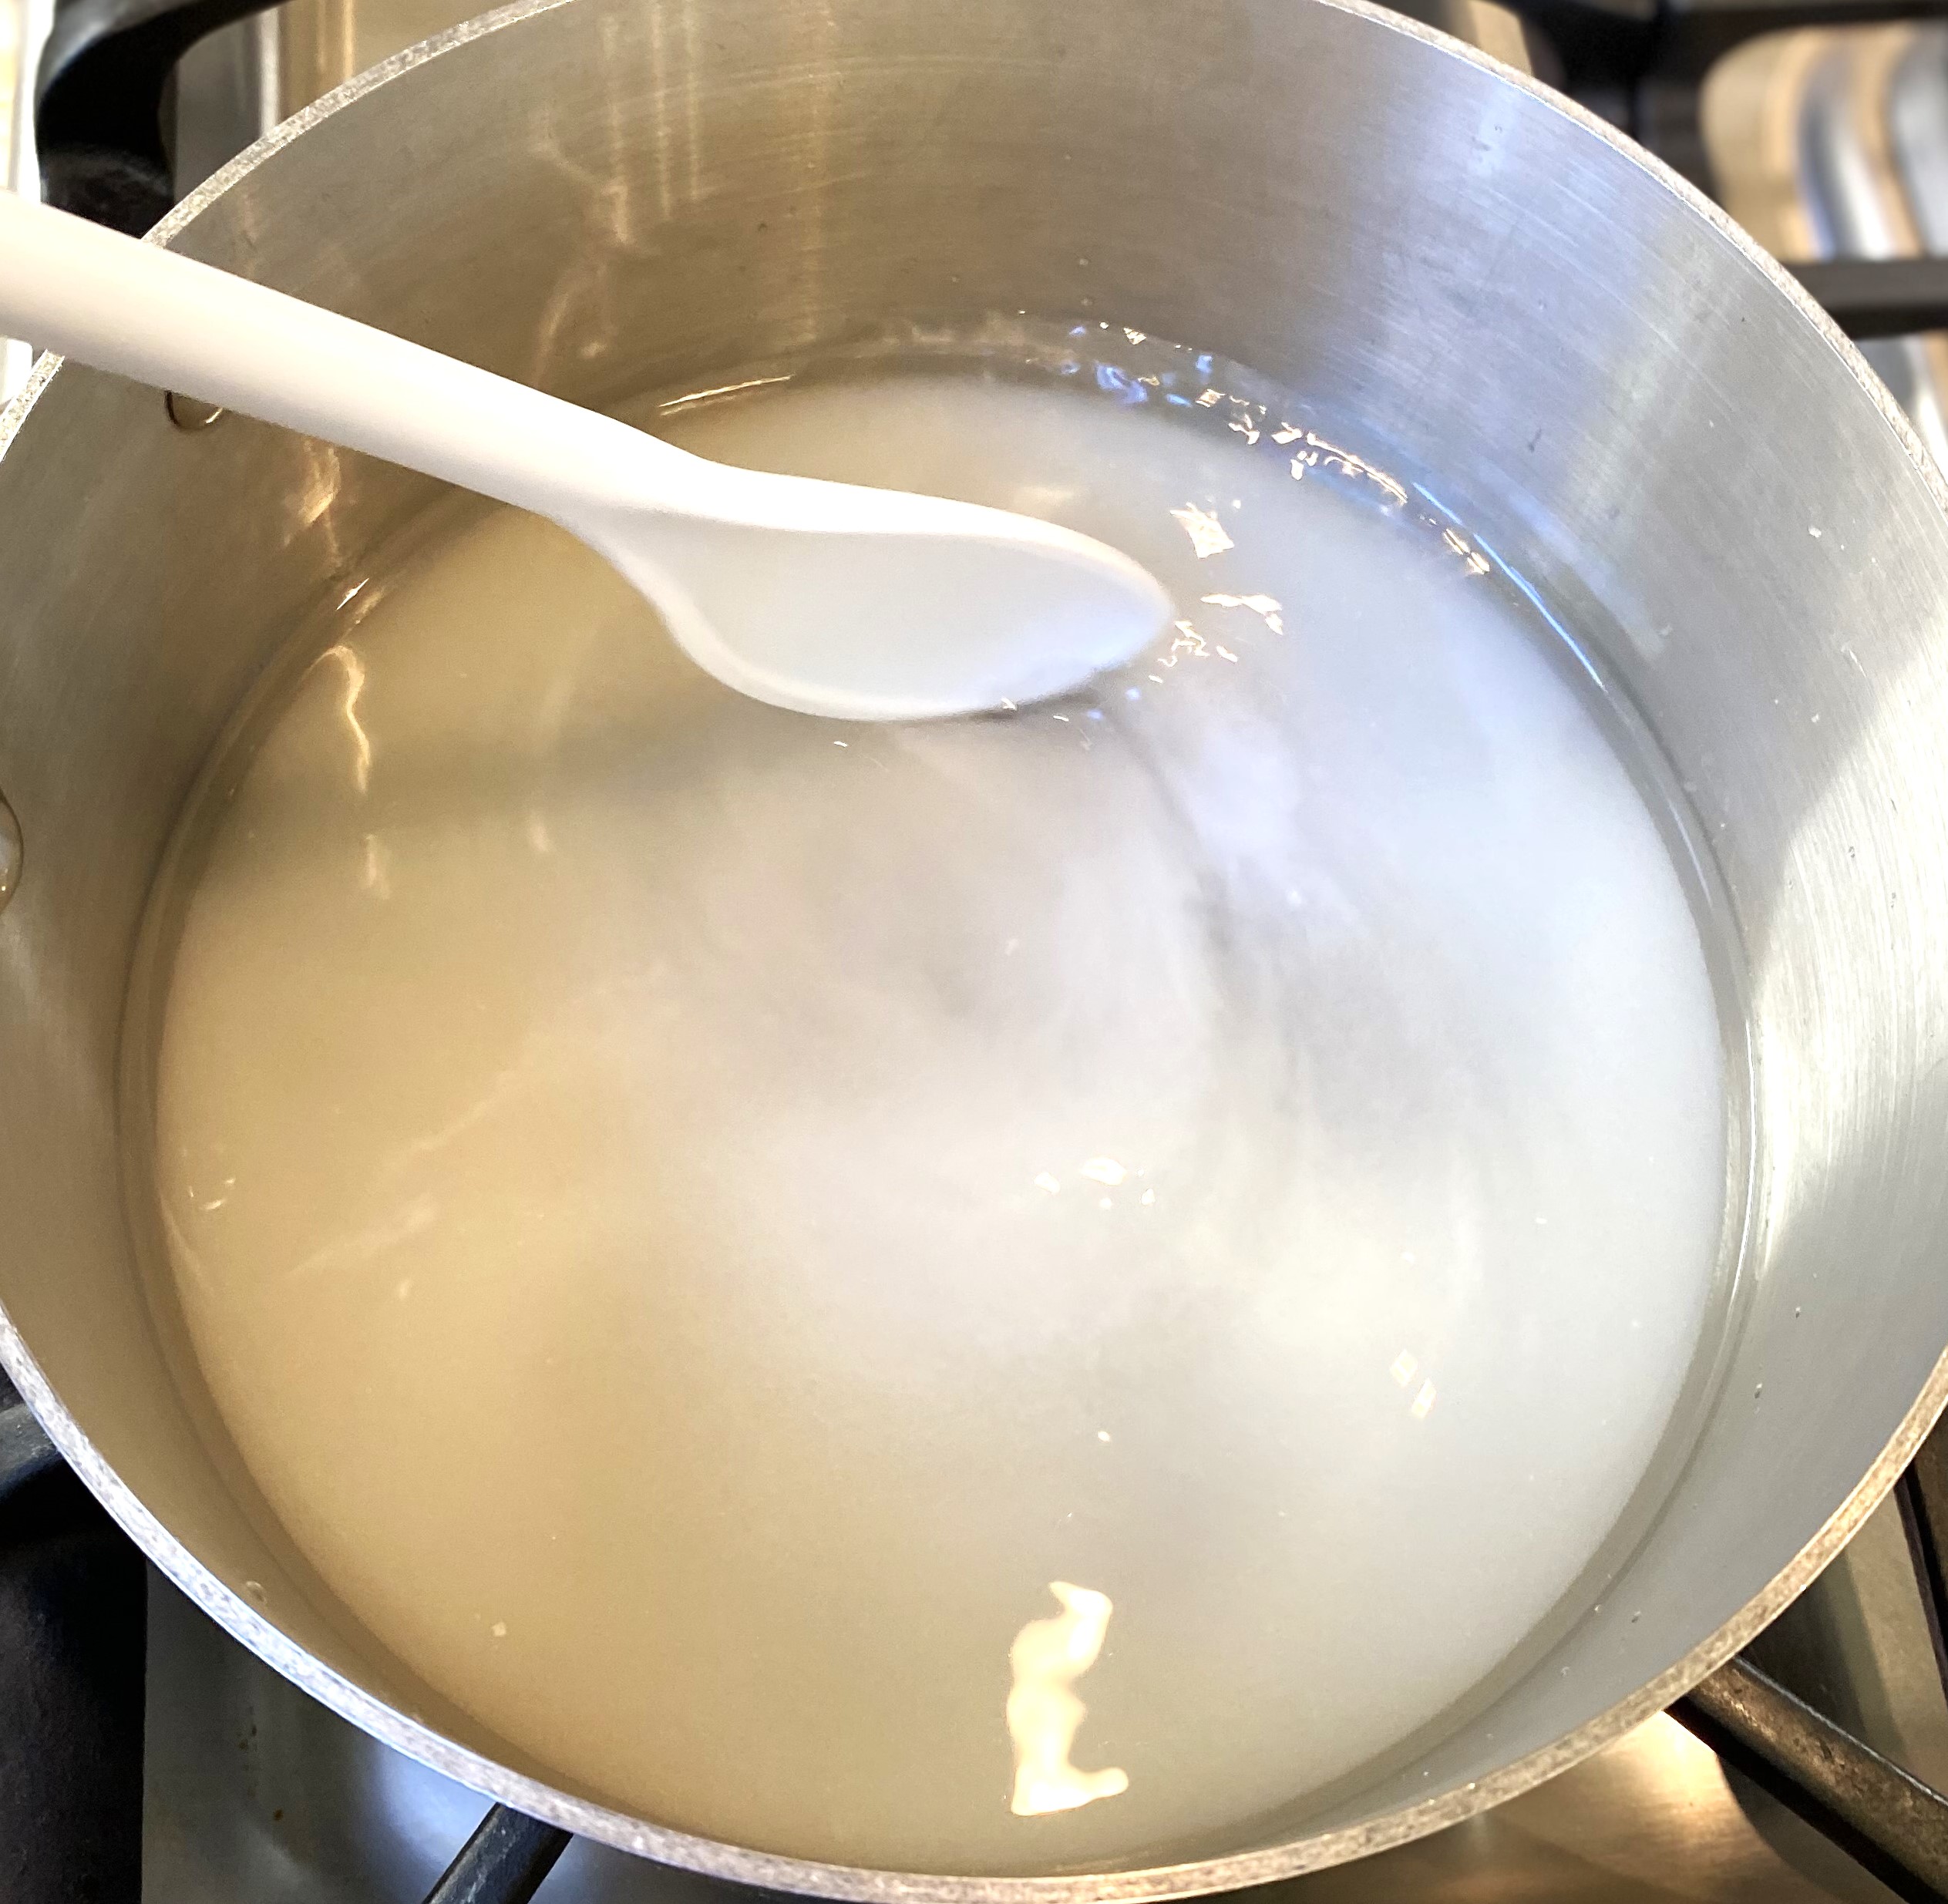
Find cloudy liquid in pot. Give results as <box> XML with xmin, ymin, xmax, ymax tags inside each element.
<box><xmin>134</xmin><ymin>336</ymin><xmax>1733</xmax><ymax>1873</ymax></box>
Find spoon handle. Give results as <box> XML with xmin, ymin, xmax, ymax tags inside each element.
<box><xmin>0</xmin><ymin>192</ymin><xmax>685</xmax><ymax>521</ymax></box>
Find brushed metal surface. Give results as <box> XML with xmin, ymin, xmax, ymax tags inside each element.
<box><xmin>4</xmin><ymin>0</ymin><xmax>1948</xmax><ymax>1893</ymax></box>
<box><xmin>269</xmin><ymin>0</ymin><xmax>1541</xmax><ymax>109</ymax></box>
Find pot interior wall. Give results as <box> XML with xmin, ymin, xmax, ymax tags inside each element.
<box><xmin>3</xmin><ymin>0</ymin><xmax>1948</xmax><ymax>1875</ymax></box>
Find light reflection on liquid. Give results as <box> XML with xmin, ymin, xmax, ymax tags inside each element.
<box><xmin>321</xmin><ymin>641</ymin><xmax>373</xmax><ymax>795</ymax></box>
<box><xmin>1169</xmin><ymin>503</ymin><xmax>1236</xmax><ymax>558</ymax></box>
<box><xmin>1200</xmin><ymin>590</ymin><xmax>1286</xmax><ymax>634</ymax></box>
<box><xmin>1007</xmin><ymin>1583</ymin><xmax>1130</xmax><ymax>1818</ymax></box>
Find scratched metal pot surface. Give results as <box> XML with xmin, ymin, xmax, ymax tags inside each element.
<box><xmin>5</xmin><ymin>0</ymin><xmax>1948</xmax><ymax>1896</ymax></box>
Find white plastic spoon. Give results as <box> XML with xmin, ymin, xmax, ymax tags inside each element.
<box><xmin>0</xmin><ymin>193</ymin><xmax>1170</xmax><ymax>719</ymax></box>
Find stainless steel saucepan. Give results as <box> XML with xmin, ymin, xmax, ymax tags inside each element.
<box><xmin>4</xmin><ymin>0</ymin><xmax>1948</xmax><ymax>1892</ymax></box>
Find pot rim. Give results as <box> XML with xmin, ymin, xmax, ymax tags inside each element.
<box><xmin>5</xmin><ymin>0</ymin><xmax>1948</xmax><ymax>1892</ymax></box>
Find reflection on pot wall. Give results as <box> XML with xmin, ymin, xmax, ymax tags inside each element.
<box><xmin>182</xmin><ymin>0</ymin><xmax>1536</xmax><ymax>200</ymax></box>
<box><xmin>1701</xmin><ymin>22</ymin><xmax>1948</xmax><ymax>469</ymax></box>
<box><xmin>278</xmin><ymin>0</ymin><xmax>1536</xmax><ymax>111</ymax></box>
<box><xmin>170</xmin><ymin>0</ymin><xmax>484</xmax><ymax>204</ymax></box>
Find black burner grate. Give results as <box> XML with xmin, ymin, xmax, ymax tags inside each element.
<box><xmin>0</xmin><ymin>1377</ymin><xmax>145</xmax><ymax>1904</ymax></box>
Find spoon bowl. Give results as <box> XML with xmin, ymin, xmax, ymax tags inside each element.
<box><xmin>590</xmin><ymin>462</ymin><xmax>1173</xmax><ymax>719</ymax></box>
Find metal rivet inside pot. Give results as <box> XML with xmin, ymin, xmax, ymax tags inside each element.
<box><xmin>165</xmin><ymin>391</ymin><xmax>225</xmax><ymax>430</ymax></box>
<box><xmin>0</xmin><ymin>793</ymin><xmax>19</xmax><ymax>913</ymax></box>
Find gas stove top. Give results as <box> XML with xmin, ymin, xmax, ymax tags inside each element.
<box><xmin>7</xmin><ymin>0</ymin><xmax>1948</xmax><ymax>1897</ymax></box>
